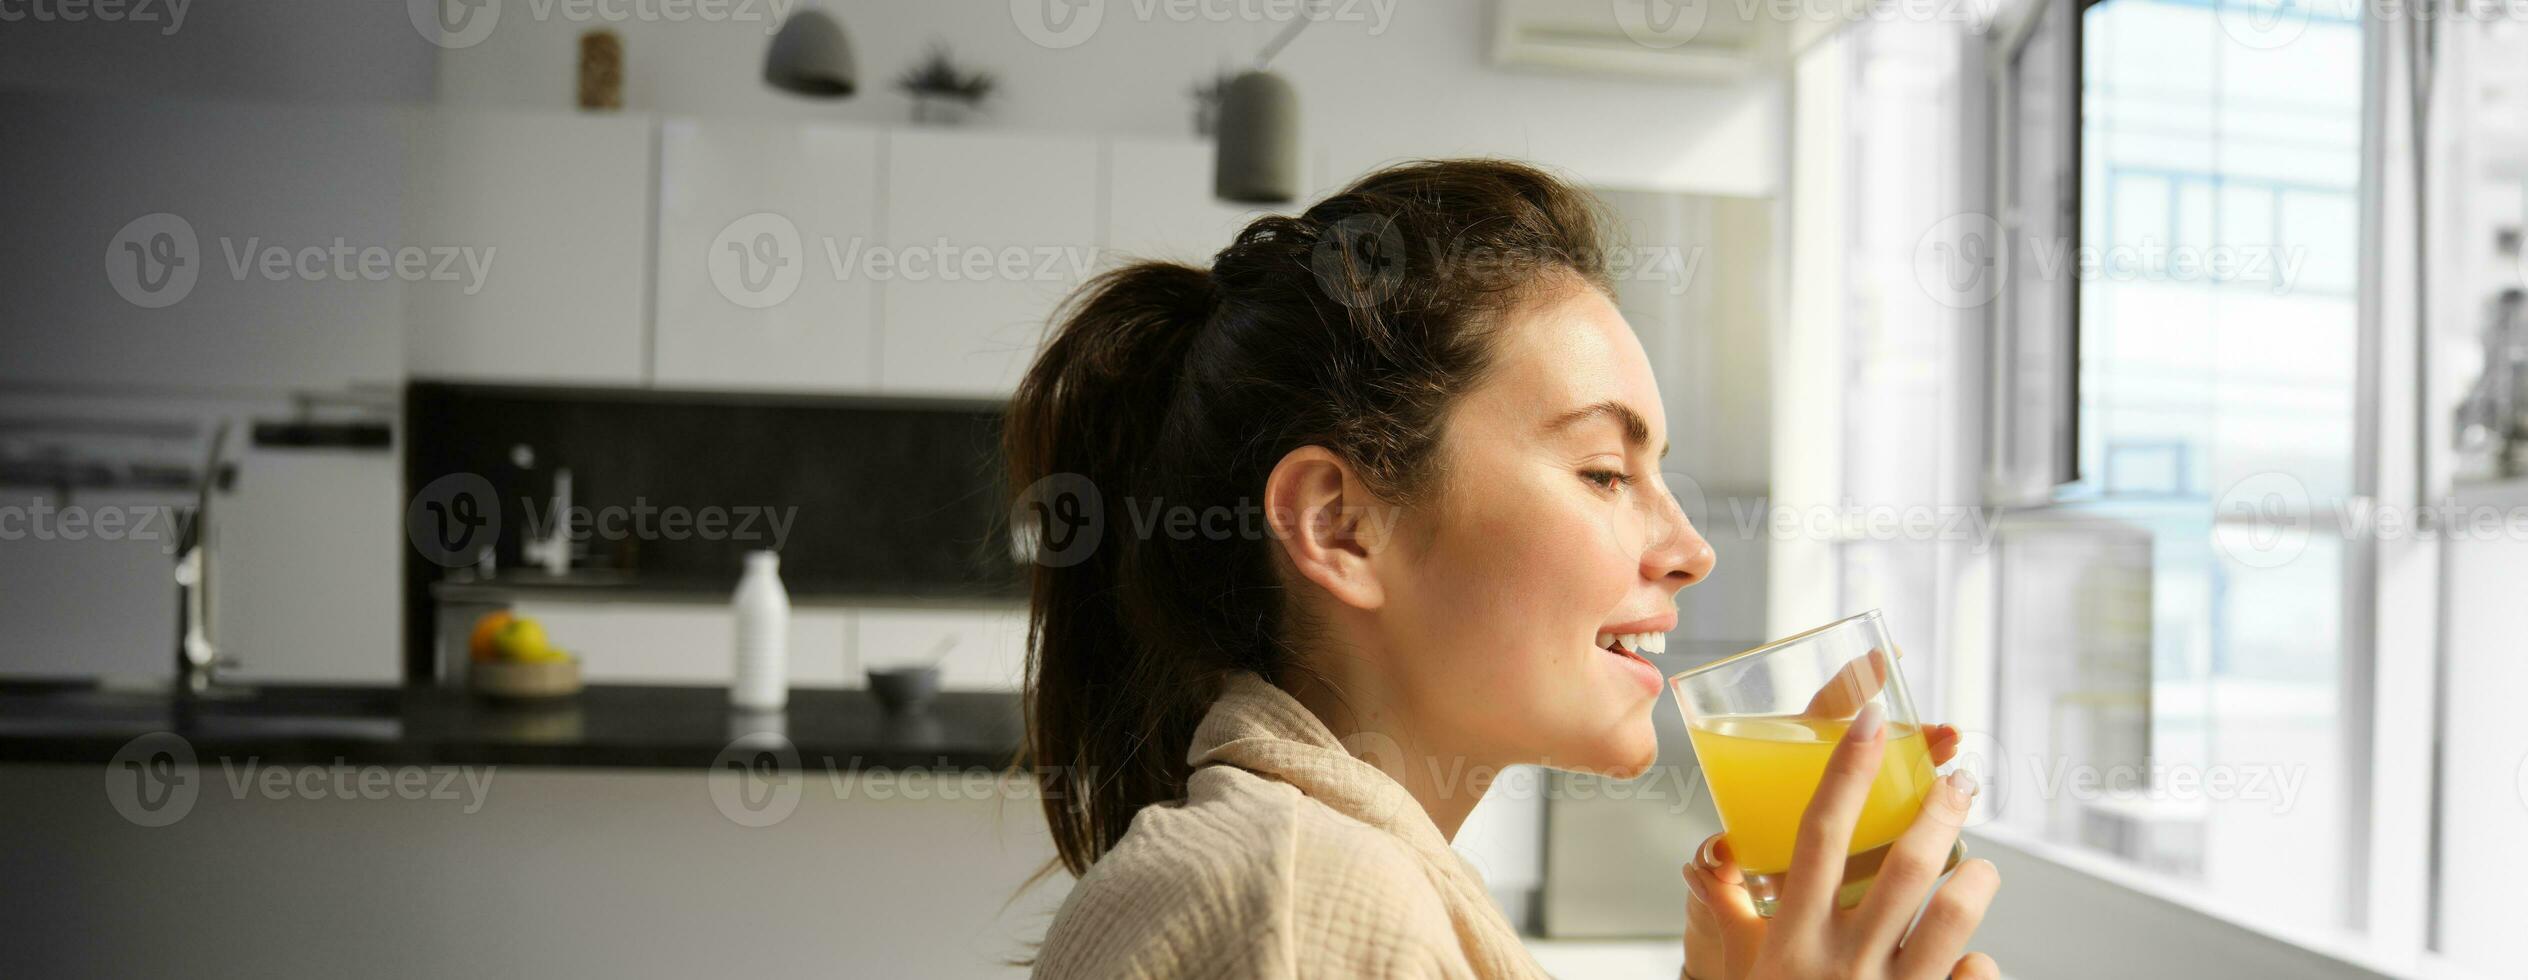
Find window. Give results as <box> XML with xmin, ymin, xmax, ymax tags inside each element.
<box><xmin>1983</xmin><ymin>0</ymin><xmax>2369</xmax><ymax>937</ymax></box>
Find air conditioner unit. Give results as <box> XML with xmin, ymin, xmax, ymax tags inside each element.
<box><xmin>1491</xmin><ymin>0</ymin><xmax>1849</xmax><ymax>81</ymax></box>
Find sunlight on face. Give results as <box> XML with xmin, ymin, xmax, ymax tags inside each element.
<box><xmin>1373</xmin><ymin>275</ymin><xmax>1716</xmax><ymax>779</ymax></box>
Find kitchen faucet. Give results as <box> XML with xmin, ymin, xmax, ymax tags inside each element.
<box><xmin>174</xmin><ymin>420</ymin><xmax>244</xmax><ymax>694</ymax></box>
<box><xmin>520</xmin><ymin>465</ymin><xmax>575</xmax><ymax>575</ymax></box>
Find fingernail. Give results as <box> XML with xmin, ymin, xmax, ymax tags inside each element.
<box><xmin>1695</xmin><ymin>835</ymin><xmax>1720</xmax><ymax>868</ymax></box>
<box><xmin>1850</xmin><ymin>701</ymin><xmax>1885</xmax><ymax>741</ymax></box>
<box><xmin>1947</xmin><ymin>770</ymin><xmax>1980</xmax><ymax>799</ymax></box>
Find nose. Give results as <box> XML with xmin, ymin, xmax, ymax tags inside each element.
<box><xmin>1641</xmin><ymin>488</ymin><xmax>1715</xmax><ymax>590</ymax></box>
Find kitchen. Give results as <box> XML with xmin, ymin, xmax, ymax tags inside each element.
<box><xmin>2</xmin><ymin>2</ymin><xmax>2524</xmax><ymax>978</ymax></box>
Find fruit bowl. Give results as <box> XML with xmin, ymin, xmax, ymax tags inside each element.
<box><xmin>470</xmin><ymin>657</ymin><xmax>583</xmax><ymax>700</ymax></box>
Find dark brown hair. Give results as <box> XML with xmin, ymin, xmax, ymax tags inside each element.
<box><xmin>1005</xmin><ymin>159</ymin><xmax>1613</xmax><ymax>877</ymax></box>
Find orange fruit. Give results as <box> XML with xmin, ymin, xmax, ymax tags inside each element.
<box><xmin>469</xmin><ymin>611</ymin><xmax>516</xmax><ymax>663</ymax></box>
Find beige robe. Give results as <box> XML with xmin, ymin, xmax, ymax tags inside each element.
<box><xmin>1034</xmin><ymin>672</ymin><xmax>1554</xmax><ymax>979</ymax></box>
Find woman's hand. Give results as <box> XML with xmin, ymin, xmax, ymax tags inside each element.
<box><xmin>1679</xmin><ymin>708</ymin><xmax>1999</xmax><ymax>980</ymax></box>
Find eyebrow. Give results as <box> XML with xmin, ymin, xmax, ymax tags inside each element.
<box><xmin>1541</xmin><ymin>400</ymin><xmax>1668</xmax><ymax>459</ymax></box>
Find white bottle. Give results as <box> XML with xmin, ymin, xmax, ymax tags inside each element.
<box><xmin>731</xmin><ymin>550</ymin><xmax>790</xmax><ymax>711</ymax></box>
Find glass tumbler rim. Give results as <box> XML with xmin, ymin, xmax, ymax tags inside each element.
<box><xmin>1663</xmin><ymin>608</ymin><xmax>1888</xmax><ymax>689</ymax></box>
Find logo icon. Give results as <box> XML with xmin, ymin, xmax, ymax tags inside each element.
<box><xmin>1012</xmin><ymin>473</ymin><xmax>1104</xmax><ymax>568</ymax></box>
<box><xmin>1012</xmin><ymin>0</ymin><xmax>1104</xmax><ymax>49</ymax></box>
<box><xmin>2211</xmin><ymin>471</ymin><xmax>2312</xmax><ymax>569</ymax></box>
<box><xmin>1611</xmin><ymin>0</ymin><xmax>1711</xmax><ymax>50</ymax></box>
<box><xmin>1309</xmin><ymin>213</ymin><xmax>1409</xmax><ymax>310</ymax></box>
<box><xmin>1914</xmin><ymin>212</ymin><xmax>2006</xmax><ymax>310</ymax></box>
<box><xmin>409</xmin><ymin>0</ymin><xmax>502</xmax><ymax>49</ymax></box>
<box><xmin>106</xmin><ymin>732</ymin><xmax>199</xmax><ymax>827</ymax></box>
<box><xmin>407</xmin><ymin>472</ymin><xmax>503</xmax><ymax>568</ymax></box>
<box><xmin>708</xmin><ymin>212</ymin><xmax>804</xmax><ymax>310</ymax></box>
<box><xmin>106</xmin><ymin>213</ymin><xmax>200</xmax><ymax>309</ymax></box>
<box><xmin>709</xmin><ymin>734</ymin><xmax>803</xmax><ymax>828</ymax></box>
<box><xmin>2215</xmin><ymin>0</ymin><xmax>2309</xmax><ymax>52</ymax></box>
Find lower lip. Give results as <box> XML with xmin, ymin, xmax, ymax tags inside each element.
<box><xmin>1600</xmin><ymin>644</ymin><xmax>1663</xmax><ymax>696</ymax></box>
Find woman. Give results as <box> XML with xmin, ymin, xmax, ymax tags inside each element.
<box><xmin>1009</xmin><ymin>159</ymin><xmax>1999</xmax><ymax>979</ymax></box>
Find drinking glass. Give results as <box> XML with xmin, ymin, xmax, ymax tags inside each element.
<box><xmin>1668</xmin><ymin>609</ymin><xmax>1962</xmax><ymax>916</ymax></box>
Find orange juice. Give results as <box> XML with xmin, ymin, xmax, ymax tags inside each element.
<box><xmin>1686</xmin><ymin>715</ymin><xmax>1938</xmax><ymax>875</ymax></box>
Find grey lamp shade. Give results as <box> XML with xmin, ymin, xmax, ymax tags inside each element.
<box><xmin>764</xmin><ymin>9</ymin><xmax>856</xmax><ymax>97</ymax></box>
<box><xmin>1215</xmin><ymin>70</ymin><xmax>1299</xmax><ymax>205</ymax></box>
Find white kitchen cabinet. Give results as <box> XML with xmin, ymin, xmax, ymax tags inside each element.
<box><xmin>1103</xmin><ymin>138</ymin><xmax>1272</xmax><ymax>269</ymax></box>
<box><xmin>0</xmin><ymin>92</ymin><xmax>408</xmax><ymax>391</ymax></box>
<box><xmin>403</xmin><ymin>108</ymin><xmax>652</xmax><ymax>385</ymax></box>
<box><xmin>208</xmin><ymin>443</ymin><xmax>404</xmax><ymax>684</ymax></box>
<box><xmin>509</xmin><ymin>600</ymin><xmax>853</xmax><ymax>688</ymax></box>
<box><xmin>853</xmin><ymin>606</ymin><xmax>1028</xmax><ymax>693</ymax></box>
<box><xmin>654</xmin><ymin>119</ymin><xmax>883</xmax><ymax>393</ymax></box>
<box><xmin>0</xmin><ymin>485</ymin><xmax>183</xmax><ymax>681</ymax></box>
<box><xmin>877</xmin><ymin>130</ymin><xmax>1101</xmax><ymax>398</ymax></box>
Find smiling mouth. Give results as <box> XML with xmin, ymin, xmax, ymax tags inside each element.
<box><xmin>1595</xmin><ymin>630</ymin><xmax>1665</xmax><ymax>665</ymax></box>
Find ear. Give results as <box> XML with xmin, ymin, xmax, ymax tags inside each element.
<box><xmin>1263</xmin><ymin>446</ymin><xmax>1391</xmax><ymax>611</ymax></box>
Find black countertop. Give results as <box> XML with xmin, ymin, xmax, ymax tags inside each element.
<box><xmin>0</xmin><ymin>682</ymin><xmax>1023</xmax><ymax>771</ymax></box>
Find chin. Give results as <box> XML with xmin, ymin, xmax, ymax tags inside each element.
<box><xmin>1551</xmin><ymin>706</ymin><xmax>1662</xmax><ymax>780</ymax></box>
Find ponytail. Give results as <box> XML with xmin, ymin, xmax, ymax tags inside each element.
<box><xmin>1006</xmin><ymin>260</ymin><xmax>1221</xmax><ymax>876</ymax></box>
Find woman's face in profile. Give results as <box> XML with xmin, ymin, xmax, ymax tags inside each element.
<box><xmin>1373</xmin><ymin>274</ymin><xmax>1715</xmax><ymax>779</ymax></box>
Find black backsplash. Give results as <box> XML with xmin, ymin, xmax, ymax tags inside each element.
<box><xmin>401</xmin><ymin>383</ymin><xmax>1022</xmax><ymax>677</ymax></box>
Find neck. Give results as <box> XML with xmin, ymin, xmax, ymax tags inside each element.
<box><xmin>1276</xmin><ymin>662</ymin><xmax>1500</xmax><ymax>841</ymax></box>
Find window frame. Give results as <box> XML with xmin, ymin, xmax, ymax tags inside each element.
<box><xmin>1954</xmin><ymin>0</ymin><xmax>2469</xmax><ymax>972</ymax></box>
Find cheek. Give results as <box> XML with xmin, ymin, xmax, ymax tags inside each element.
<box><xmin>1404</xmin><ymin>476</ymin><xmax>1637</xmax><ymax>672</ymax></box>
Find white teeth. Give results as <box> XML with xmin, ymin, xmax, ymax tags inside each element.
<box><xmin>1597</xmin><ymin>631</ymin><xmax>1667</xmax><ymax>656</ymax></box>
